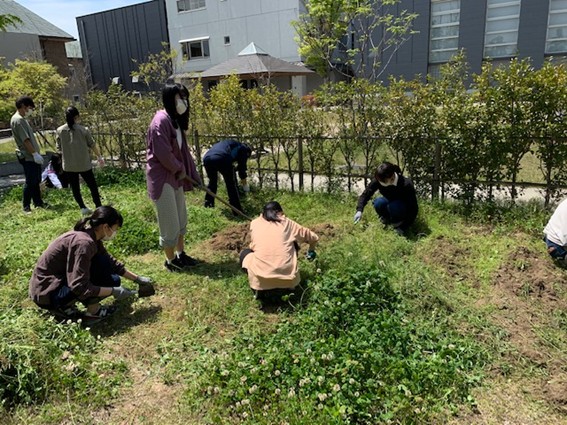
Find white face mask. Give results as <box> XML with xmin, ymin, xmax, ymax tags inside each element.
<box><xmin>176</xmin><ymin>99</ymin><xmax>188</xmax><ymax>115</ymax></box>
<box><xmin>25</xmin><ymin>107</ymin><xmax>35</xmax><ymax>118</ymax></box>
<box><xmin>102</xmin><ymin>226</ymin><xmax>117</xmax><ymax>241</ymax></box>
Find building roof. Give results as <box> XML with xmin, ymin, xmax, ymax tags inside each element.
<box><xmin>0</xmin><ymin>0</ymin><xmax>74</xmax><ymax>40</ymax></box>
<box><xmin>198</xmin><ymin>43</ymin><xmax>315</xmax><ymax>80</ymax></box>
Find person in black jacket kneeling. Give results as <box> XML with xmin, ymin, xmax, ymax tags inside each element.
<box><xmin>353</xmin><ymin>162</ymin><xmax>418</xmax><ymax>235</ymax></box>
<box><xmin>203</xmin><ymin>139</ymin><xmax>252</xmax><ymax>213</ymax></box>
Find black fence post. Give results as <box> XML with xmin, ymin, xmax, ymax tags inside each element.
<box><xmin>298</xmin><ymin>137</ymin><xmax>304</xmax><ymax>192</ymax></box>
<box><xmin>193</xmin><ymin>129</ymin><xmax>203</xmax><ymax>178</ymax></box>
<box><xmin>432</xmin><ymin>139</ymin><xmax>441</xmax><ymax>201</ymax></box>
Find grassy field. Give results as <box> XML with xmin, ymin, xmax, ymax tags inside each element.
<box><xmin>0</xmin><ymin>168</ymin><xmax>566</xmax><ymax>424</ymax></box>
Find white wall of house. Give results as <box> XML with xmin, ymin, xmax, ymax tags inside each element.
<box><xmin>166</xmin><ymin>0</ymin><xmax>302</xmax><ymax>75</ymax></box>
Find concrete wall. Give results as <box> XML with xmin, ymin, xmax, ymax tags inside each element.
<box><xmin>167</xmin><ymin>0</ymin><xmax>301</xmax><ymax>74</ymax></box>
<box><xmin>77</xmin><ymin>0</ymin><xmax>169</xmax><ymax>92</ymax></box>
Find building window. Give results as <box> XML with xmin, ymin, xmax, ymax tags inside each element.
<box><xmin>546</xmin><ymin>0</ymin><xmax>567</xmax><ymax>54</ymax></box>
<box><xmin>181</xmin><ymin>38</ymin><xmax>210</xmax><ymax>60</ymax></box>
<box><xmin>429</xmin><ymin>0</ymin><xmax>461</xmax><ymax>63</ymax></box>
<box><xmin>224</xmin><ymin>36</ymin><xmax>231</xmax><ymax>45</ymax></box>
<box><xmin>483</xmin><ymin>0</ymin><xmax>521</xmax><ymax>59</ymax></box>
<box><xmin>177</xmin><ymin>0</ymin><xmax>205</xmax><ymax>12</ymax></box>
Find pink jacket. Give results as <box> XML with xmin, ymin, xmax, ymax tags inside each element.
<box><xmin>146</xmin><ymin>110</ymin><xmax>201</xmax><ymax>201</ymax></box>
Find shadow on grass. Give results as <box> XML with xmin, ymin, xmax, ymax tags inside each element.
<box><xmin>93</xmin><ymin>302</ymin><xmax>162</xmax><ymax>337</ymax></box>
<box><xmin>406</xmin><ymin>215</ymin><xmax>431</xmax><ymax>241</ymax></box>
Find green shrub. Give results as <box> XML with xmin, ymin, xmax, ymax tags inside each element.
<box><xmin>0</xmin><ymin>307</ymin><xmax>126</xmax><ymax>408</ymax></box>
<box><xmin>193</xmin><ymin>267</ymin><xmax>484</xmax><ymax>424</ymax></box>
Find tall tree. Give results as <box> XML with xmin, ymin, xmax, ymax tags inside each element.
<box><xmin>293</xmin><ymin>0</ymin><xmax>416</xmax><ymax>81</ymax></box>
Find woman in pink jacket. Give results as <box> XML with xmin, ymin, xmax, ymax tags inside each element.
<box><xmin>240</xmin><ymin>201</ymin><xmax>319</xmax><ymax>303</ymax></box>
<box><xmin>146</xmin><ymin>83</ymin><xmax>202</xmax><ymax>272</ymax></box>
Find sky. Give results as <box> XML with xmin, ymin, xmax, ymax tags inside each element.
<box><xmin>16</xmin><ymin>0</ymin><xmax>147</xmax><ymax>39</ymax></box>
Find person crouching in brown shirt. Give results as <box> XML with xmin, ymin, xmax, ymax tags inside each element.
<box><xmin>240</xmin><ymin>201</ymin><xmax>319</xmax><ymax>304</ymax></box>
<box><xmin>29</xmin><ymin>206</ymin><xmax>153</xmax><ymax>323</ymax></box>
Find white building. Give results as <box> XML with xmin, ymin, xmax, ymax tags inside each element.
<box><xmin>165</xmin><ymin>0</ymin><xmax>322</xmax><ymax>95</ymax></box>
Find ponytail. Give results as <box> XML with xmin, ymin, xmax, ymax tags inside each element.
<box><xmin>74</xmin><ymin>205</ymin><xmax>123</xmax><ymax>231</ymax></box>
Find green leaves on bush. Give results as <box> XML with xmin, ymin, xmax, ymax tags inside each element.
<box><xmin>196</xmin><ymin>267</ymin><xmax>484</xmax><ymax>423</ymax></box>
<box><xmin>0</xmin><ymin>308</ymin><xmax>126</xmax><ymax>408</ymax></box>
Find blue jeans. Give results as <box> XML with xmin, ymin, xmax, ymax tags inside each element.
<box><xmin>373</xmin><ymin>197</ymin><xmax>407</xmax><ymax>226</ymax></box>
<box><xmin>49</xmin><ymin>253</ymin><xmax>121</xmax><ymax>308</ymax></box>
<box><xmin>22</xmin><ymin>160</ymin><xmax>43</xmax><ymax>208</ymax></box>
<box><xmin>544</xmin><ymin>236</ymin><xmax>567</xmax><ymax>260</ymax></box>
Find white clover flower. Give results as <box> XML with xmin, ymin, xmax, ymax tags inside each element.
<box><xmin>288</xmin><ymin>388</ymin><xmax>296</xmax><ymax>398</ymax></box>
<box><xmin>242</xmin><ymin>399</ymin><xmax>250</xmax><ymax>405</ymax></box>
<box><xmin>214</xmin><ymin>386</ymin><xmax>220</xmax><ymax>394</ymax></box>
<box><xmin>242</xmin><ymin>412</ymin><xmax>248</xmax><ymax>418</ymax></box>
<box><xmin>349</xmin><ymin>378</ymin><xmax>355</xmax><ymax>385</ymax></box>
<box><xmin>317</xmin><ymin>376</ymin><xmax>325</xmax><ymax>384</ymax></box>
<box><xmin>293</xmin><ymin>358</ymin><xmax>299</xmax><ymax>364</ymax></box>
<box><xmin>221</xmin><ymin>369</ymin><xmax>229</xmax><ymax>376</ymax></box>
<box><xmin>317</xmin><ymin>403</ymin><xmax>324</xmax><ymax>410</ymax></box>
<box><xmin>354</xmin><ymin>391</ymin><xmax>360</xmax><ymax>397</ymax></box>
<box><xmin>240</xmin><ymin>375</ymin><xmax>247</xmax><ymax>383</ymax></box>
<box><xmin>317</xmin><ymin>268</ymin><xmax>322</xmax><ymax>273</ymax></box>
<box><xmin>260</xmin><ymin>359</ymin><xmax>267</xmax><ymax>365</ymax></box>
<box><xmin>264</xmin><ymin>404</ymin><xmax>270</xmax><ymax>411</ymax></box>
<box><xmin>317</xmin><ymin>393</ymin><xmax>327</xmax><ymax>401</ymax></box>
<box><xmin>249</xmin><ymin>385</ymin><xmax>258</xmax><ymax>394</ymax></box>
<box><xmin>321</xmin><ymin>354</ymin><xmax>327</xmax><ymax>360</ymax></box>
<box><xmin>248</xmin><ymin>343</ymin><xmax>254</xmax><ymax>349</ymax></box>
<box><xmin>274</xmin><ymin>370</ymin><xmax>281</xmax><ymax>376</ymax></box>
<box><xmin>333</xmin><ymin>384</ymin><xmax>341</xmax><ymax>392</ymax></box>
<box><xmin>235</xmin><ymin>401</ymin><xmax>241</xmax><ymax>408</ymax></box>
<box><xmin>275</xmin><ymin>388</ymin><xmax>281</xmax><ymax>395</ymax></box>
<box><xmin>306</xmin><ymin>348</ymin><xmax>312</xmax><ymax>354</ymax></box>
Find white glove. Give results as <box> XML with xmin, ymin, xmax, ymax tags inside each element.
<box><xmin>97</xmin><ymin>156</ymin><xmax>105</xmax><ymax>167</ymax></box>
<box><xmin>242</xmin><ymin>184</ymin><xmax>250</xmax><ymax>193</ymax></box>
<box><xmin>135</xmin><ymin>276</ymin><xmax>153</xmax><ymax>285</ymax></box>
<box><xmin>353</xmin><ymin>211</ymin><xmax>362</xmax><ymax>224</ymax></box>
<box><xmin>111</xmin><ymin>286</ymin><xmax>137</xmax><ymax>300</ymax></box>
<box><xmin>32</xmin><ymin>152</ymin><xmax>44</xmax><ymax>164</ymax></box>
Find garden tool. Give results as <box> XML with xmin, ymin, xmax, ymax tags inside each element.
<box><xmin>183</xmin><ymin>175</ymin><xmax>253</xmax><ymax>221</ymax></box>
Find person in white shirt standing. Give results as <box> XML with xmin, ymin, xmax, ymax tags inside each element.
<box><xmin>543</xmin><ymin>197</ymin><xmax>567</xmax><ymax>264</ymax></box>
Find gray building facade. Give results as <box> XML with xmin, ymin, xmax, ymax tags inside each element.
<box><xmin>77</xmin><ymin>0</ymin><xmax>169</xmax><ymax>92</ymax></box>
<box><xmin>378</xmin><ymin>0</ymin><xmax>560</xmax><ymax>82</ymax></box>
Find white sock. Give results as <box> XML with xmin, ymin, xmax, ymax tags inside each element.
<box><xmin>175</xmin><ymin>251</ymin><xmax>183</xmax><ymax>257</ymax></box>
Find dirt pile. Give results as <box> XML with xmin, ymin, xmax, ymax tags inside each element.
<box><xmin>493</xmin><ymin>246</ymin><xmax>565</xmax><ymax>301</ymax></box>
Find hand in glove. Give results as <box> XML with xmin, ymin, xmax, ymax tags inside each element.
<box><xmin>241</xmin><ymin>179</ymin><xmax>250</xmax><ymax>193</ymax></box>
<box><xmin>111</xmin><ymin>286</ymin><xmax>137</xmax><ymax>300</ymax></box>
<box><xmin>32</xmin><ymin>152</ymin><xmax>44</xmax><ymax>164</ymax></box>
<box><xmin>353</xmin><ymin>211</ymin><xmax>362</xmax><ymax>224</ymax></box>
<box><xmin>135</xmin><ymin>276</ymin><xmax>153</xmax><ymax>285</ymax></box>
<box><xmin>306</xmin><ymin>250</ymin><xmax>317</xmax><ymax>261</ymax></box>
<box><xmin>97</xmin><ymin>156</ymin><xmax>105</xmax><ymax>167</ymax></box>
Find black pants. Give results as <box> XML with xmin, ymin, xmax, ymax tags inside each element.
<box><xmin>67</xmin><ymin>169</ymin><xmax>102</xmax><ymax>209</ymax></box>
<box><xmin>49</xmin><ymin>253</ymin><xmax>121</xmax><ymax>309</ymax></box>
<box><xmin>204</xmin><ymin>158</ymin><xmax>242</xmax><ymax>211</ymax></box>
<box><xmin>22</xmin><ymin>160</ymin><xmax>44</xmax><ymax>208</ymax></box>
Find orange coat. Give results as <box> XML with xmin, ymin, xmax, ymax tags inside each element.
<box><xmin>242</xmin><ymin>215</ymin><xmax>319</xmax><ymax>290</ymax></box>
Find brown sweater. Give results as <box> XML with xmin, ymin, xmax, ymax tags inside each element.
<box><xmin>29</xmin><ymin>229</ymin><xmax>125</xmax><ymax>306</ymax></box>
<box><xmin>242</xmin><ymin>215</ymin><xmax>319</xmax><ymax>290</ymax></box>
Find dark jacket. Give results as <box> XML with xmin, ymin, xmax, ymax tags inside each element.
<box><xmin>356</xmin><ymin>174</ymin><xmax>418</xmax><ymax>228</ymax></box>
<box><xmin>29</xmin><ymin>229</ymin><xmax>125</xmax><ymax>306</ymax></box>
<box><xmin>203</xmin><ymin>139</ymin><xmax>250</xmax><ymax>180</ymax></box>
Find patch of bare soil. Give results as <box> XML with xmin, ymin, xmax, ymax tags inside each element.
<box><xmin>480</xmin><ymin>245</ymin><xmax>567</xmax><ymax>416</ymax></box>
<box><xmin>207</xmin><ymin>222</ymin><xmax>336</xmax><ymax>253</ymax></box>
<box><xmin>208</xmin><ymin>223</ymin><xmax>250</xmax><ymax>252</ymax></box>
<box><xmin>421</xmin><ymin>235</ymin><xmax>474</xmax><ymax>283</ymax></box>
<box><xmin>493</xmin><ymin>246</ymin><xmax>564</xmax><ymax>301</ymax></box>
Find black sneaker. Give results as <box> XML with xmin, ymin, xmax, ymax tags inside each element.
<box><xmin>36</xmin><ymin>202</ymin><xmax>50</xmax><ymax>209</ymax></box>
<box><xmin>177</xmin><ymin>251</ymin><xmax>200</xmax><ymax>267</ymax></box>
<box><xmin>23</xmin><ymin>206</ymin><xmax>32</xmax><ymax>214</ymax></box>
<box><xmin>164</xmin><ymin>257</ymin><xmax>187</xmax><ymax>272</ymax></box>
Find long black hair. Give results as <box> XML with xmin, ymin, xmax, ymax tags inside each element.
<box><xmin>162</xmin><ymin>83</ymin><xmax>190</xmax><ymax>131</ymax></box>
<box><xmin>375</xmin><ymin>162</ymin><xmax>402</xmax><ymax>182</ymax></box>
<box><xmin>65</xmin><ymin>106</ymin><xmax>80</xmax><ymax>130</ymax></box>
<box><xmin>74</xmin><ymin>205</ymin><xmax>124</xmax><ymax>231</ymax></box>
<box><xmin>262</xmin><ymin>201</ymin><xmax>283</xmax><ymax>222</ymax></box>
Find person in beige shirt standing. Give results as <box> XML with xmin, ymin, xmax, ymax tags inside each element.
<box><xmin>240</xmin><ymin>201</ymin><xmax>319</xmax><ymax>303</ymax></box>
<box><xmin>57</xmin><ymin>106</ymin><xmax>104</xmax><ymax>215</ymax></box>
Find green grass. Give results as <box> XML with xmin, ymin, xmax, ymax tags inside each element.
<box><xmin>0</xmin><ymin>167</ymin><xmax>566</xmax><ymax>424</ymax></box>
